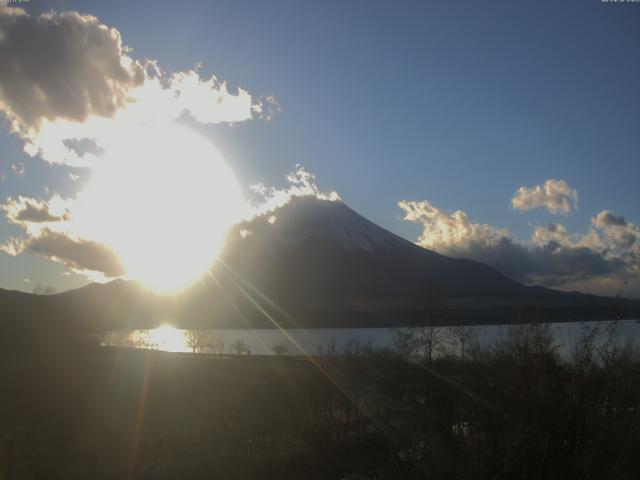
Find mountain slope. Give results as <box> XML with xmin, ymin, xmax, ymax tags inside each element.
<box><xmin>224</xmin><ymin>197</ymin><xmax>545</xmax><ymax>304</ymax></box>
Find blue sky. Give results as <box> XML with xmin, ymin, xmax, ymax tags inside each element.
<box><xmin>1</xmin><ymin>0</ymin><xmax>639</xmax><ymax>295</ymax></box>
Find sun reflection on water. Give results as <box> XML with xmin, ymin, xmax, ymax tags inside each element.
<box><xmin>130</xmin><ymin>325</ymin><xmax>190</xmax><ymax>353</ymax></box>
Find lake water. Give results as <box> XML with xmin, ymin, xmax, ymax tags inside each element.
<box><xmin>102</xmin><ymin>319</ymin><xmax>640</xmax><ymax>358</ymax></box>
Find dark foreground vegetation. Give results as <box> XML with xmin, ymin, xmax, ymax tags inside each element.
<box><xmin>1</xmin><ymin>323</ymin><xmax>639</xmax><ymax>479</ymax></box>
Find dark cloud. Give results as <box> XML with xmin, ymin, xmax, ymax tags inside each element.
<box><xmin>1</xmin><ymin>195</ymin><xmax>123</xmax><ymax>277</ymax></box>
<box><xmin>1</xmin><ymin>196</ymin><xmax>69</xmax><ymax>224</ymax></box>
<box><xmin>14</xmin><ymin>202</ymin><xmax>67</xmax><ymax>223</ymax></box>
<box><xmin>438</xmin><ymin>237</ymin><xmax>623</xmax><ymax>287</ymax></box>
<box><xmin>0</xmin><ymin>6</ymin><xmax>144</xmax><ymax>132</ymax></box>
<box><xmin>24</xmin><ymin>229</ymin><xmax>125</xmax><ymax>277</ymax></box>
<box><xmin>62</xmin><ymin>138</ymin><xmax>105</xmax><ymax>158</ymax></box>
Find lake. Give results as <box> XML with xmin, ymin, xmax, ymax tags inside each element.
<box><xmin>102</xmin><ymin>319</ymin><xmax>640</xmax><ymax>357</ymax></box>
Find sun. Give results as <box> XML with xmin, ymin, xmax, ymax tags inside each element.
<box><xmin>74</xmin><ymin>123</ymin><xmax>247</xmax><ymax>292</ymax></box>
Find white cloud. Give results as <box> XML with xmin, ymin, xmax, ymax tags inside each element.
<box><xmin>398</xmin><ymin>200</ymin><xmax>509</xmax><ymax>252</ymax></box>
<box><xmin>249</xmin><ymin>164</ymin><xmax>341</xmax><ymax>216</ymax></box>
<box><xmin>511</xmin><ymin>179</ymin><xmax>578</xmax><ymax>215</ymax></box>
<box><xmin>170</xmin><ymin>70</ymin><xmax>253</xmax><ymax>124</ymax></box>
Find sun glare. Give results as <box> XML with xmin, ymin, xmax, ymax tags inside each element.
<box><xmin>74</xmin><ymin>124</ymin><xmax>247</xmax><ymax>292</ymax></box>
<box><xmin>146</xmin><ymin>324</ymin><xmax>189</xmax><ymax>353</ymax></box>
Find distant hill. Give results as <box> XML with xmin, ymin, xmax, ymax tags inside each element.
<box><xmin>1</xmin><ymin>197</ymin><xmax>638</xmax><ymax>332</ymax></box>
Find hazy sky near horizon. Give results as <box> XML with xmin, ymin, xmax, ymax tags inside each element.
<box><xmin>1</xmin><ymin>0</ymin><xmax>639</xmax><ymax>297</ymax></box>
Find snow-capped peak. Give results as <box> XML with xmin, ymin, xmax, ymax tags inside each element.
<box><xmin>239</xmin><ymin>196</ymin><xmax>406</xmax><ymax>253</ymax></box>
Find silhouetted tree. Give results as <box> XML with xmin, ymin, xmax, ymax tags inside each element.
<box><xmin>394</xmin><ymin>284</ymin><xmax>448</xmax><ymax>363</ymax></box>
<box><xmin>231</xmin><ymin>338</ymin><xmax>249</xmax><ymax>355</ymax></box>
<box><xmin>185</xmin><ymin>330</ymin><xmax>210</xmax><ymax>353</ymax></box>
<box><xmin>209</xmin><ymin>333</ymin><xmax>226</xmax><ymax>354</ymax></box>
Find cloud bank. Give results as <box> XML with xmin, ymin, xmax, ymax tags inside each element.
<box><xmin>400</xmin><ymin>198</ymin><xmax>639</xmax><ymax>297</ymax></box>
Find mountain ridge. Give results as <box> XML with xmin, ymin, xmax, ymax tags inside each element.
<box><xmin>1</xmin><ymin>196</ymin><xmax>638</xmax><ymax>332</ymax></box>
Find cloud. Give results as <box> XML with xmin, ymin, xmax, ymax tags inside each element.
<box><xmin>251</xmin><ymin>94</ymin><xmax>282</xmax><ymax>121</ymax></box>
<box><xmin>593</xmin><ymin>210</ymin><xmax>627</xmax><ymax>228</ymax></box>
<box><xmin>19</xmin><ymin>65</ymin><xmax>271</xmax><ymax>166</ymax></box>
<box><xmin>1</xmin><ymin>195</ymin><xmax>70</xmax><ymax>224</ymax></box>
<box><xmin>511</xmin><ymin>179</ymin><xmax>578</xmax><ymax>215</ymax></box>
<box><xmin>531</xmin><ymin>223</ymin><xmax>571</xmax><ymax>247</ymax></box>
<box><xmin>399</xmin><ymin>200</ymin><xmax>533</xmax><ymax>281</ymax></box>
<box><xmin>62</xmin><ymin>138</ymin><xmax>105</xmax><ymax>158</ymax></box>
<box><xmin>11</xmin><ymin>163</ymin><xmax>24</xmax><ymax>177</ymax></box>
<box><xmin>398</xmin><ymin>200</ymin><xmax>509</xmax><ymax>252</ymax></box>
<box><xmin>249</xmin><ymin>164</ymin><xmax>341</xmax><ymax>216</ymax></box>
<box><xmin>169</xmin><ymin>70</ymin><xmax>253</xmax><ymax>124</ymax></box>
<box><xmin>0</xmin><ymin>194</ymin><xmax>124</xmax><ymax>278</ymax></box>
<box><xmin>0</xmin><ymin>6</ymin><xmax>144</xmax><ymax>133</ymax></box>
<box><xmin>1</xmin><ymin>228</ymin><xmax>125</xmax><ymax>278</ymax></box>
<box><xmin>0</xmin><ymin>6</ymin><xmax>276</xmax><ymax>167</ymax></box>
<box><xmin>399</xmin><ymin>199</ymin><xmax>639</xmax><ymax>296</ymax></box>
<box><xmin>591</xmin><ymin>210</ymin><xmax>639</xmax><ymax>258</ymax></box>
